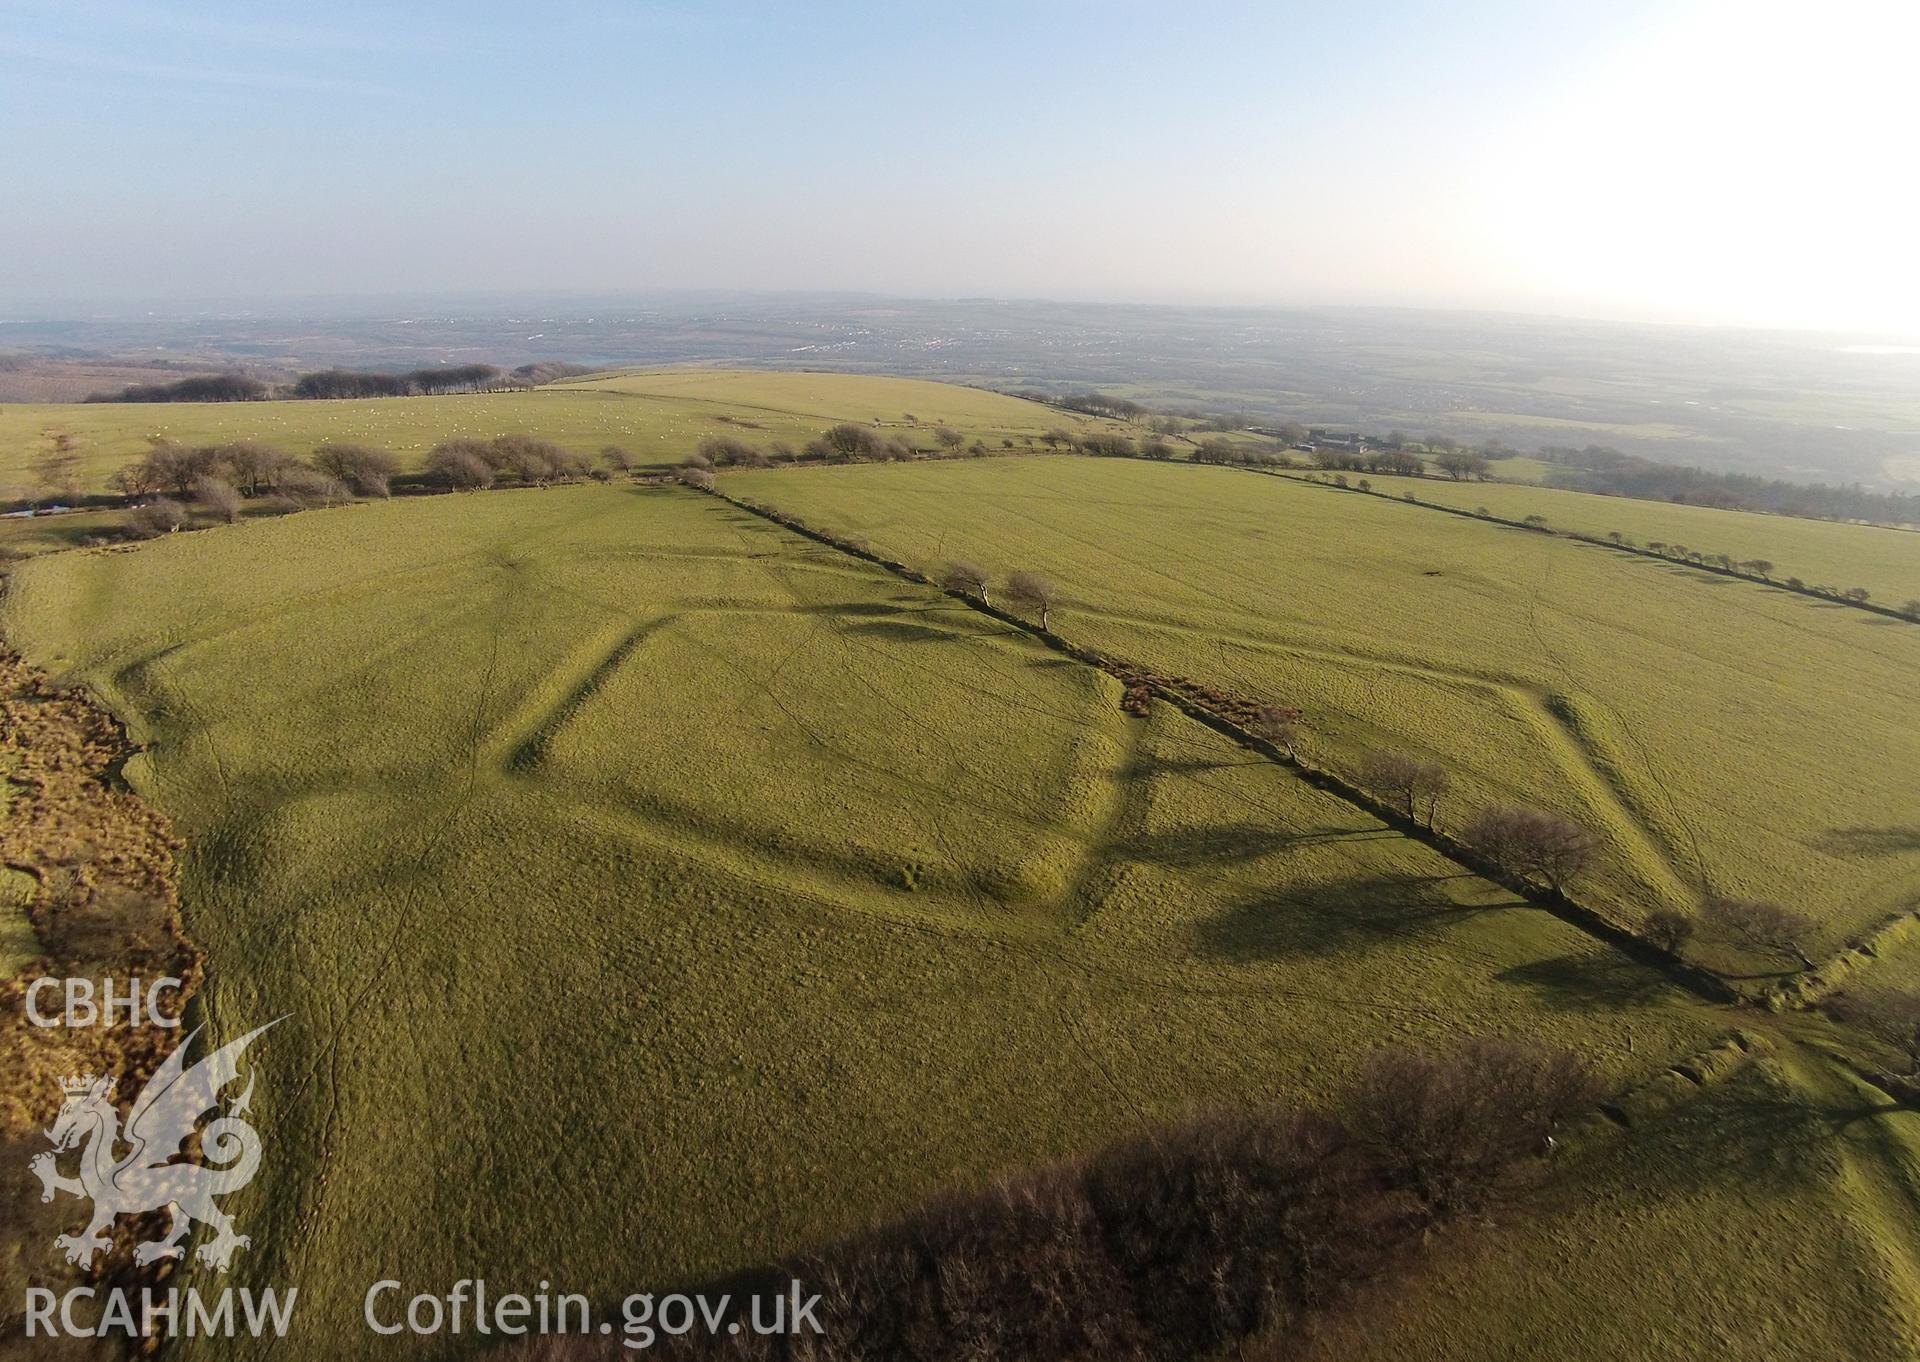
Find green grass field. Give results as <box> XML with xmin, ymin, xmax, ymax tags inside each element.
<box><xmin>726</xmin><ymin>457</ymin><xmax>1920</xmax><ymax>966</ymax></box>
<box><xmin>0</xmin><ymin>483</ymin><xmax>1725</xmax><ymax>1361</ymax></box>
<box><xmin>0</xmin><ymin>369</ymin><xmax>1089</xmax><ymax>500</ymax></box>
<box><xmin>1299</xmin><ymin>1037</ymin><xmax>1920</xmax><ymax>1362</ymax></box>
<box><xmin>1399</xmin><ymin>472</ymin><xmax>1920</xmax><ymax>605</ymax></box>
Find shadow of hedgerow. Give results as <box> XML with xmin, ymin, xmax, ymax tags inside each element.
<box><xmin>1196</xmin><ymin>872</ymin><xmax>1502</xmax><ymax>962</ymax></box>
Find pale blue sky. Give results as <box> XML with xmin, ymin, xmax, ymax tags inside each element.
<box><xmin>2</xmin><ymin>0</ymin><xmax>1912</xmax><ymax>331</ymax></box>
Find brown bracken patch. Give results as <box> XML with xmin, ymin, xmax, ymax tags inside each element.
<box><xmin>0</xmin><ymin>647</ymin><xmax>203</xmax><ymax>1355</ymax></box>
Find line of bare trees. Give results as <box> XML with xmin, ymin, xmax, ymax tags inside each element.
<box><xmin>681</xmin><ymin>421</ymin><xmax>1020</xmax><ymax>471</ymax></box>
<box><xmin>422</xmin><ymin>434</ymin><xmax>611</xmax><ymax>490</ymax></box>
<box><xmin>107</xmin><ymin>439</ymin><xmax>378</xmax><ymax>536</ymax></box>
<box><xmin>1339</xmin><ymin>745</ymin><xmax>1844</xmax><ymax>979</ymax></box>
<box><xmin>1627</xmin><ymin>538</ymin><xmax>1887</xmax><ymax>608</ymax></box>
<box><xmin>101</xmin><ymin>430</ymin><xmax>642</xmax><ymax>539</ymax></box>
<box><xmin>935</xmin><ymin>561</ymin><xmax>1062</xmax><ymax>628</ymax></box>
<box><xmin>90</xmin><ymin>361</ymin><xmax>589</xmax><ymax>404</ymax></box>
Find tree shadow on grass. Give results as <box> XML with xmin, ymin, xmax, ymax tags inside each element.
<box><xmin>1121</xmin><ymin>751</ymin><xmax>1266</xmax><ymax>779</ymax></box>
<box><xmin>792</xmin><ymin>599</ymin><xmax>921</xmax><ymax>619</ymax></box>
<box><xmin>1195</xmin><ymin>873</ymin><xmax>1494</xmax><ymax>962</ymax></box>
<box><xmin>1653</xmin><ymin>564</ymin><xmax>1736</xmax><ymax>586</ymax></box>
<box><xmin>1127</xmin><ymin>821</ymin><xmax>1399</xmax><ymax>870</ymax></box>
<box><xmin>1623</xmin><ymin>1064</ymin><xmax>1894</xmax><ymax>1200</ymax></box>
<box><xmin>1495</xmin><ymin>952</ymin><xmax>1680</xmax><ymax>1012</ymax></box>
<box><xmin>1816</xmin><ymin>826</ymin><xmax>1920</xmax><ymax>857</ymax></box>
<box><xmin>846</xmin><ymin>618</ymin><xmax>970</xmax><ymax>645</ymax></box>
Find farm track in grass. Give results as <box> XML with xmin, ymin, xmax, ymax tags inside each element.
<box><xmin>2</xmin><ymin>482</ymin><xmax>1737</xmax><ymax>1362</ymax></box>
<box><xmin>727</xmin><ymin>457</ymin><xmax>1920</xmax><ymax>974</ymax></box>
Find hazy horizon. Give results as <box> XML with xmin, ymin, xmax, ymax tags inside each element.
<box><xmin>4</xmin><ymin>0</ymin><xmax>1915</xmax><ymax>334</ymax></box>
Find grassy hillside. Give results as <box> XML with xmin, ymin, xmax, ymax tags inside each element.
<box><xmin>726</xmin><ymin>457</ymin><xmax>1920</xmax><ymax>963</ymax></box>
<box><xmin>0</xmin><ymin>484</ymin><xmax>1719</xmax><ymax>1361</ymax></box>
<box><xmin>1298</xmin><ymin>1039</ymin><xmax>1920</xmax><ymax>1362</ymax></box>
<box><xmin>0</xmin><ymin>368</ymin><xmax>1084</xmax><ymax>499</ymax></box>
<box><xmin>1403</xmin><ymin>473</ymin><xmax>1920</xmax><ymax>605</ymax></box>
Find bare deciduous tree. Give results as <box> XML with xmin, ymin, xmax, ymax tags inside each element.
<box><xmin>1642</xmin><ymin>908</ymin><xmax>1696</xmax><ymax>954</ymax></box>
<box><xmin>940</xmin><ymin>560</ymin><xmax>990</xmax><ymax>602</ymax></box>
<box><xmin>678</xmin><ymin>466</ymin><xmax>717</xmax><ymax>491</ymax></box>
<box><xmin>192</xmin><ymin>474</ymin><xmax>243</xmax><ymax>524</ymax></box>
<box><xmin>489</xmin><ymin>433</ymin><xmax>563</xmax><ymax>485</ymax></box>
<box><xmin>276</xmin><ymin>466</ymin><xmax>349</xmax><ymax>508</ymax></box>
<box><xmin>1248</xmin><ymin>703</ymin><xmax>1301</xmax><ymax>757</ymax></box>
<box><xmin>311</xmin><ymin>442</ymin><xmax>399</xmax><ymax>497</ymax></box>
<box><xmin>1461</xmin><ymin>805</ymin><xmax>1599</xmax><ymax>895</ymax></box>
<box><xmin>933</xmin><ymin>426</ymin><xmax>964</xmax><ymax>454</ymax></box>
<box><xmin>135</xmin><ymin>440</ymin><xmax>218</xmax><ymax>498</ymax></box>
<box><xmin>600</xmin><ymin>445</ymin><xmax>636</xmax><ymax>474</ymax></box>
<box><xmin>698</xmin><ymin>434</ymin><xmax>767</xmax><ymax>467</ymax></box>
<box><xmin>128</xmin><ymin>498</ymin><xmax>188</xmax><ymax>537</ymax></box>
<box><xmin>1004</xmin><ymin>571</ymin><xmax>1060</xmax><ymax>629</ymax></box>
<box><xmin>216</xmin><ymin>440</ymin><xmax>295</xmax><ymax>496</ymax></box>
<box><xmin>823</xmin><ymin>423</ymin><xmax>869</xmax><ymax>459</ymax></box>
<box><xmin>1356</xmin><ymin>750</ymin><xmax>1450</xmax><ymax>829</ymax></box>
<box><xmin>1702</xmin><ymin>896</ymin><xmax>1815</xmax><ymax>969</ymax></box>
<box><xmin>1433</xmin><ymin>450</ymin><xmax>1491</xmax><ymax>480</ymax></box>
<box><xmin>424</xmin><ymin>444</ymin><xmax>494</xmax><ymax>491</ymax></box>
<box><xmin>1351</xmin><ymin>1039</ymin><xmax>1596</xmax><ymax>1216</ymax></box>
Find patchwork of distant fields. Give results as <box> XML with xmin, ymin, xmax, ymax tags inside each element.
<box><xmin>0</xmin><ymin>485</ymin><xmax>1722</xmax><ymax>1362</ymax></box>
<box><xmin>0</xmin><ymin>369</ymin><xmax>1086</xmax><ymax>498</ymax></box>
<box><xmin>728</xmin><ymin>457</ymin><xmax>1920</xmax><ymax>965</ymax></box>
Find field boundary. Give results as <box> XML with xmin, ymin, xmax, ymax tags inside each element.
<box><xmin>703</xmin><ymin>483</ymin><xmax>1743</xmax><ymax>1006</ymax></box>
<box><xmin>1759</xmin><ymin>905</ymin><xmax>1920</xmax><ymax>1011</ymax></box>
<box><xmin>1252</xmin><ymin>467</ymin><xmax>1920</xmax><ymax>625</ymax></box>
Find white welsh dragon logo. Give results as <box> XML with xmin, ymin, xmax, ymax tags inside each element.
<box><xmin>29</xmin><ymin>1020</ymin><xmax>280</xmax><ymax>1272</ymax></box>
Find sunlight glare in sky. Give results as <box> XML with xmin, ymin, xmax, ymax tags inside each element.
<box><xmin>1481</xmin><ymin>0</ymin><xmax>1920</xmax><ymax>331</ymax></box>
